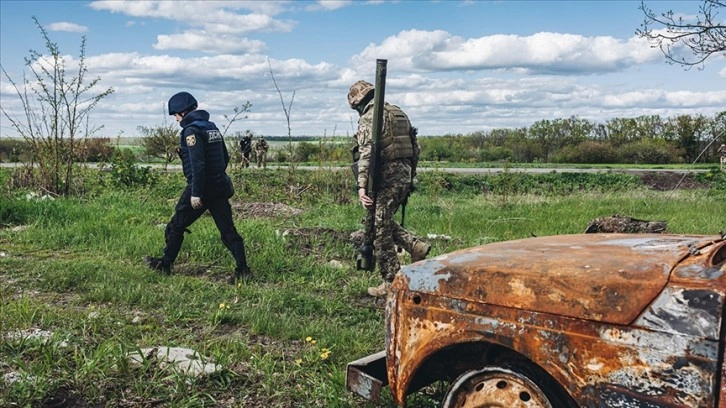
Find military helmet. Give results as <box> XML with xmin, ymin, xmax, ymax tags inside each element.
<box><xmin>347</xmin><ymin>80</ymin><xmax>374</xmax><ymax>109</ymax></box>
<box><xmin>168</xmin><ymin>92</ymin><xmax>198</xmax><ymax>116</ymax></box>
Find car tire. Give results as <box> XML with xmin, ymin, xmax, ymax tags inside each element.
<box><xmin>441</xmin><ymin>365</ymin><xmax>565</xmax><ymax>408</ymax></box>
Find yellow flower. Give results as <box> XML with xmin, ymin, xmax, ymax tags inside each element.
<box><xmin>320</xmin><ymin>352</ymin><xmax>330</xmax><ymax>360</ymax></box>
<box><xmin>295</xmin><ymin>359</ymin><xmax>303</xmax><ymax>365</ymax></box>
<box><xmin>305</xmin><ymin>336</ymin><xmax>313</xmax><ymax>342</ymax></box>
<box><xmin>219</xmin><ymin>303</ymin><xmax>225</xmax><ymax>309</ymax></box>
<box><xmin>311</xmin><ymin>340</ymin><xmax>317</xmax><ymax>345</ymax></box>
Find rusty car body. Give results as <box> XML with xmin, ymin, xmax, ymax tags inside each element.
<box><xmin>346</xmin><ymin>233</ymin><xmax>726</xmax><ymax>407</ymax></box>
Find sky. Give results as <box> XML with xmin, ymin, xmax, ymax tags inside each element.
<box><xmin>0</xmin><ymin>0</ymin><xmax>724</xmax><ymax>139</ymax></box>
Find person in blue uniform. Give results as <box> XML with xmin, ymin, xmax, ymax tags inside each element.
<box><xmin>145</xmin><ymin>91</ymin><xmax>251</xmax><ymax>284</ymax></box>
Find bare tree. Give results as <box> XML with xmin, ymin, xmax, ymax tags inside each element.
<box><xmin>637</xmin><ymin>0</ymin><xmax>726</xmax><ymax>68</ymax></box>
<box><xmin>267</xmin><ymin>57</ymin><xmax>296</xmax><ymax>167</ymax></box>
<box><xmin>0</xmin><ymin>17</ymin><xmax>114</xmax><ymax>195</ymax></box>
<box><xmin>221</xmin><ymin>102</ymin><xmax>253</xmax><ymax>137</ymax></box>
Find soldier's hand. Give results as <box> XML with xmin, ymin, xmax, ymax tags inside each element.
<box><xmin>358</xmin><ymin>188</ymin><xmax>373</xmax><ymax>208</ymax></box>
<box><xmin>191</xmin><ymin>196</ymin><xmax>203</xmax><ymax>209</ymax></box>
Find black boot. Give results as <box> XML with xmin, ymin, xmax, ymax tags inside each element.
<box><xmin>227</xmin><ymin>265</ymin><xmax>252</xmax><ymax>285</ymax></box>
<box><xmin>144</xmin><ymin>256</ymin><xmax>171</xmax><ymax>275</ymax></box>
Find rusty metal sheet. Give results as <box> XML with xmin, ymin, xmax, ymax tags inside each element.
<box><xmin>345</xmin><ymin>350</ymin><xmax>387</xmax><ymax>403</ymax></box>
<box><xmin>399</xmin><ymin>233</ymin><xmax>719</xmax><ymax>325</ymax></box>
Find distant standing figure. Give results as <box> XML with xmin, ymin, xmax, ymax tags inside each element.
<box><xmin>145</xmin><ymin>91</ymin><xmax>252</xmax><ymax>285</ymax></box>
<box><xmin>719</xmin><ymin>144</ymin><xmax>726</xmax><ymax>170</ymax></box>
<box><xmin>240</xmin><ymin>132</ymin><xmax>253</xmax><ymax>168</ymax></box>
<box><xmin>255</xmin><ymin>135</ymin><xmax>269</xmax><ymax>168</ymax></box>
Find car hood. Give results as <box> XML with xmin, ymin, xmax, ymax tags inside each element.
<box><xmin>398</xmin><ymin>233</ymin><xmax>722</xmax><ymax>325</ymax></box>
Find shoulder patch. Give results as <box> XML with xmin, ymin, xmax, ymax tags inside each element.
<box><xmin>186</xmin><ymin>135</ymin><xmax>197</xmax><ymax>147</ymax></box>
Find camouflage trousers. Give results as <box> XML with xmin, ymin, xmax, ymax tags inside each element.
<box><xmin>256</xmin><ymin>151</ymin><xmax>267</xmax><ymax>168</ymax></box>
<box><xmin>374</xmin><ymin>160</ymin><xmax>419</xmax><ymax>282</ymax></box>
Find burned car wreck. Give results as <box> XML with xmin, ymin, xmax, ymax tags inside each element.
<box><xmin>347</xmin><ymin>233</ymin><xmax>726</xmax><ymax>407</ymax></box>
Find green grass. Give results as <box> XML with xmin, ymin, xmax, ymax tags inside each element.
<box><xmin>1</xmin><ymin>167</ymin><xmax>725</xmax><ymax>407</ymax></box>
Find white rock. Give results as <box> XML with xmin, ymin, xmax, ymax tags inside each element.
<box><xmin>128</xmin><ymin>347</ymin><xmax>220</xmax><ymax>378</ymax></box>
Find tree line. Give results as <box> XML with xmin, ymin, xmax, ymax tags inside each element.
<box><xmin>420</xmin><ymin>112</ymin><xmax>726</xmax><ymax>165</ymax></box>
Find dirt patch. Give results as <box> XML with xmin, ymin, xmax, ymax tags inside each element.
<box><xmin>280</xmin><ymin>227</ymin><xmax>359</xmax><ymax>258</ymax></box>
<box><xmin>232</xmin><ymin>202</ymin><xmax>304</xmax><ymax>218</ymax></box>
<box><xmin>634</xmin><ymin>171</ymin><xmax>707</xmax><ymax>191</ymax></box>
<box><xmin>41</xmin><ymin>385</ymin><xmax>89</xmax><ymax>408</ymax></box>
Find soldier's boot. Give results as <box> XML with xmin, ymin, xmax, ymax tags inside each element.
<box><xmin>227</xmin><ymin>265</ymin><xmax>252</xmax><ymax>285</ymax></box>
<box><xmin>367</xmin><ymin>282</ymin><xmax>391</xmax><ymax>298</ymax></box>
<box><xmin>144</xmin><ymin>256</ymin><xmax>171</xmax><ymax>275</ymax></box>
<box><xmin>411</xmin><ymin>240</ymin><xmax>431</xmax><ymax>263</ymax></box>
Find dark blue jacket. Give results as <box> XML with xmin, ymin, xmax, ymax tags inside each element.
<box><xmin>178</xmin><ymin>110</ymin><xmax>230</xmax><ymax>197</ymax></box>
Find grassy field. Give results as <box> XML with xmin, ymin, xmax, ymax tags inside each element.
<box><xmin>1</xmin><ymin>167</ymin><xmax>725</xmax><ymax>407</ymax></box>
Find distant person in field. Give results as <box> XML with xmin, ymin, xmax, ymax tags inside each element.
<box><xmin>719</xmin><ymin>144</ymin><xmax>726</xmax><ymax>170</ymax></box>
<box><xmin>255</xmin><ymin>135</ymin><xmax>269</xmax><ymax>168</ymax></box>
<box><xmin>348</xmin><ymin>80</ymin><xmax>430</xmax><ymax>298</ymax></box>
<box><xmin>240</xmin><ymin>131</ymin><xmax>253</xmax><ymax>168</ymax></box>
<box><xmin>145</xmin><ymin>91</ymin><xmax>252</xmax><ymax>285</ymax></box>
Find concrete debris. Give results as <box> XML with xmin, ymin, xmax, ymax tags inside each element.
<box><xmin>127</xmin><ymin>347</ymin><xmax>221</xmax><ymax>378</ymax></box>
<box><xmin>4</xmin><ymin>328</ymin><xmax>68</xmax><ymax>347</ymax></box>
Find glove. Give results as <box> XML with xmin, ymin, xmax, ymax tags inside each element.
<box><xmin>191</xmin><ymin>196</ymin><xmax>203</xmax><ymax>209</ymax></box>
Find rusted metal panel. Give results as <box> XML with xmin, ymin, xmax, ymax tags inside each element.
<box><xmin>387</xmin><ymin>291</ymin><xmax>720</xmax><ymax>406</ymax></box>
<box><xmin>345</xmin><ymin>350</ymin><xmax>387</xmax><ymax>403</ymax></box>
<box><xmin>634</xmin><ymin>286</ymin><xmax>723</xmax><ymax>339</ymax></box>
<box><xmin>399</xmin><ymin>234</ymin><xmax>717</xmax><ymax>325</ymax></box>
<box><xmin>384</xmin><ymin>234</ymin><xmax>726</xmax><ymax>407</ymax></box>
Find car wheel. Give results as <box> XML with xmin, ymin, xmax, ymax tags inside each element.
<box><xmin>441</xmin><ymin>366</ymin><xmax>555</xmax><ymax>408</ymax></box>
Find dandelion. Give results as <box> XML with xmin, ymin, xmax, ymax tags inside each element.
<box><xmin>320</xmin><ymin>351</ymin><xmax>330</xmax><ymax>360</ymax></box>
<box><xmin>311</xmin><ymin>339</ymin><xmax>317</xmax><ymax>345</ymax></box>
<box><xmin>305</xmin><ymin>336</ymin><xmax>313</xmax><ymax>342</ymax></box>
<box><xmin>219</xmin><ymin>303</ymin><xmax>225</xmax><ymax>310</ymax></box>
<box><xmin>295</xmin><ymin>358</ymin><xmax>303</xmax><ymax>365</ymax></box>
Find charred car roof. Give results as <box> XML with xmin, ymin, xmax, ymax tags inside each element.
<box><xmin>398</xmin><ymin>233</ymin><xmax>725</xmax><ymax>325</ymax></box>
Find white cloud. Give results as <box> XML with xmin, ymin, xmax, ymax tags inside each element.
<box><xmin>155</xmin><ymin>31</ymin><xmax>266</xmax><ymax>54</ymax></box>
<box><xmin>89</xmin><ymin>1</ymin><xmax>296</xmax><ymax>34</ymax></box>
<box><xmin>306</xmin><ymin>1</ymin><xmax>352</xmax><ymax>11</ymax></box>
<box><xmin>354</xmin><ymin>30</ymin><xmax>664</xmax><ymax>75</ymax></box>
<box><xmin>47</xmin><ymin>22</ymin><xmax>88</xmax><ymax>33</ymax></box>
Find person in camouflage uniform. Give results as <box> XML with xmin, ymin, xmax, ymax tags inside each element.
<box><xmin>255</xmin><ymin>135</ymin><xmax>269</xmax><ymax>168</ymax></box>
<box><xmin>348</xmin><ymin>80</ymin><xmax>431</xmax><ymax>298</ymax></box>
<box><xmin>719</xmin><ymin>144</ymin><xmax>726</xmax><ymax>170</ymax></box>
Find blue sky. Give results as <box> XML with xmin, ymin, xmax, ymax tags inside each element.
<box><xmin>1</xmin><ymin>0</ymin><xmax>724</xmax><ymax>139</ymax></box>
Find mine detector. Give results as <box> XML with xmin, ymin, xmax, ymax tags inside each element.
<box><xmin>346</xmin><ymin>233</ymin><xmax>726</xmax><ymax>407</ymax></box>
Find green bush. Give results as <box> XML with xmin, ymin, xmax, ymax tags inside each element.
<box><xmin>616</xmin><ymin>139</ymin><xmax>682</xmax><ymax>164</ymax></box>
<box><xmin>0</xmin><ymin>139</ymin><xmax>30</xmax><ymax>162</ymax></box>
<box><xmin>695</xmin><ymin>168</ymin><xmax>726</xmax><ymax>190</ymax></box>
<box><xmin>552</xmin><ymin>141</ymin><xmax>617</xmax><ymax>164</ymax></box>
<box><xmin>109</xmin><ymin>149</ymin><xmax>158</xmax><ymax>188</ymax></box>
<box><xmin>75</xmin><ymin>137</ymin><xmax>115</xmax><ymax>162</ymax></box>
